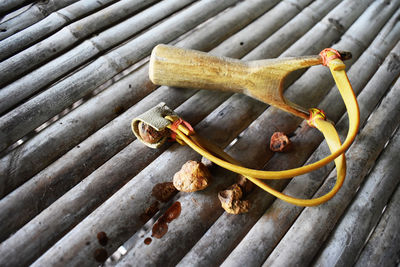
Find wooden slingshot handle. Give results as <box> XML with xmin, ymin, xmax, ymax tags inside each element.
<box><xmin>149</xmin><ymin>44</ymin><xmax>325</xmax><ymax>119</ymax></box>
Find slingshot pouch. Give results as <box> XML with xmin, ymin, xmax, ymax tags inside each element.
<box><xmin>131</xmin><ymin>102</ymin><xmax>177</xmax><ymax>148</ymax></box>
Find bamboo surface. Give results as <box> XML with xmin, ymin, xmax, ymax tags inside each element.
<box><xmin>0</xmin><ymin>0</ymin><xmax>399</xmax><ymax>266</ymax></box>
<box><xmin>0</xmin><ymin>0</ymin><xmax>118</xmax><ymax>61</ymax></box>
<box><xmin>223</xmin><ymin>37</ymin><xmax>400</xmax><ymax>267</ymax></box>
<box><xmin>314</xmin><ymin>125</ymin><xmax>400</xmax><ymax>266</ymax></box>
<box><xmin>0</xmin><ymin>0</ymin><xmax>278</xmax><ymax>233</ymax></box>
<box><xmin>183</xmin><ymin>16</ymin><xmax>400</xmax><ymax>267</ymax></box>
<box><xmin>0</xmin><ymin>0</ymin><xmax>194</xmax><ymax>114</ymax></box>
<box><xmin>354</xmin><ymin>183</ymin><xmax>400</xmax><ymax>267</ymax></box>
<box><xmin>0</xmin><ymin>0</ymin><xmax>159</xmax><ymax>87</ymax></box>
<box><xmin>0</xmin><ymin>0</ymin><xmax>239</xmax><ymax>152</ymax></box>
<box><xmin>0</xmin><ymin>0</ymin><xmax>79</xmax><ymax>40</ymax></box>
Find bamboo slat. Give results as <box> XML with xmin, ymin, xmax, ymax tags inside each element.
<box><xmin>0</xmin><ymin>0</ymin><xmax>195</xmax><ymax>114</ymax></box>
<box><xmin>0</xmin><ymin>0</ymin><xmax>30</xmax><ymax>15</ymax></box>
<box><xmin>0</xmin><ymin>0</ymin><xmax>158</xmax><ymax>87</ymax></box>
<box><xmin>0</xmin><ymin>0</ymin><xmax>292</xmax><ymax>262</ymax></box>
<box><xmin>0</xmin><ymin>0</ymin><xmax>278</xmax><ymax>226</ymax></box>
<box><xmin>354</xmin><ymin>183</ymin><xmax>400</xmax><ymax>267</ymax></box>
<box><xmin>211</xmin><ymin>0</ymin><xmax>321</xmax><ymax>59</ymax></box>
<box><xmin>314</xmin><ymin>127</ymin><xmax>400</xmax><ymax>266</ymax></box>
<box><xmin>0</xmin><ymin>0</ymin><xmax>239</xmax><ymax>153</ymax></box>
<box><xmin>222</xmin><ymin>38</ymin><xmax>400</xmax><ymax>267</ymax></box>
<box><xmin>31</xmin><ymin>93</ymin><xmax>266</xmax><ymax>266</ymax></box>
<box><xmin>263</xmin><ymin>76</ymin><xmax>400</xmax><ymax>266</ymax></box>
<box><xmin>0</xmin><ymin>0</ymin><xmax>118</xmax><ymax>61</ymax></box>
<box><xmin>179</xmin><ymin>14</ymin><xmax>400</xmax><ymax>267</ymax></box>
<box><xmin>0</xmin><ymin>0</ymin><xmax>79</xmax><ymax>40</ymax></box>
<box><xmin>48</xmin><ymin>1</ymin><xmax>383</xmax><ymax>265</ymax></box>
<box><xmin>244</xmin><ymin>0</ymin><xmax>350</xmax><ymax>59</ymax></box>
<box><xmin>0</xmin><ymin>0</ymin><xmax>398</xmax><ymax>265</ymax></box>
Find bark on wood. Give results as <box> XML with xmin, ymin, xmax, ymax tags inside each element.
<box><xmin>0</xmin><ymin>0</ymin><xmax>159</xmax><ymax>87</ymax></box>
<box><xmin>0</xmin><ymin>0</ymin><xmax>117</xmax><ymax>61</ymax></box>
<box><xmin>0</xmin><ymin>0</ymin><xmax>239</xmax><ymax>152</ymax></box>
<box><xmin>0</xmin><ymin>0</ymin><xmax>79</xmax><ymax>40</ymax></box>
<box><xmin>354</xmin><ymin>184</ymin><xmax>400</xmax><ymax>267</ymax></box>
<box><xmin>0</xmin><ymin>0</ymin><xmax>195</xmax><ymax>114</ymax></box>
<box><xmin>263</xmin><ymin>77</ymin><xmax>400</xmax><ymax>266</ymax></box>
<box><xmin>314</xmin><ymin>127</ymin><xmax>400</xmax><ymax>267</ymax></box>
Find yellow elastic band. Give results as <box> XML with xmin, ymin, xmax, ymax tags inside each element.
<box><xmin>165</xmin><ymin>50</ymin><xmax>359</xmax><ymax>206</ymax></box>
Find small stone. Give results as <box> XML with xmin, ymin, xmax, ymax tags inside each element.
<box><xmin>270</xmin><ymin>132</ymin><xmax>292</xmax><ymax>152</ymax></box>
<box><xmin>173</xmin><ymin>161</ymin><xmax>211</xmax><ymax>192</ymax></box>
<box><xmin>218</xmin><ymin>184</ymin><xmax>250</xmax><ymax>214</ymax></box>
<box><xmin>138</xmin><ymin>121</ymin><xmax>168</xmax><ymax>144</ymax></box>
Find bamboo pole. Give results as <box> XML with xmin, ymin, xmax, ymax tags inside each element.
<box><xmin>0</xmin><ymin>0</ymin><xmax>118</xmax><ymax>61</ymax></box>
<box><xmin>0</xmin><ymin>0</ymin><xmax>195</xmax><ymax>114</ymax></box>
<box><xmin>28</xmin><ymin>1</ymin><xmax>382</xmax><ymax>264</ymax></box>
<box><xmin>0</xmin><ymin>0</ymin><xmax>159</xmax><ymax>87</ymax></box>
<box><xmin>0</xmin><ymin>0</ymin><xmax>239</xmax><ymax>152</ymax></box>
<box><xmin>222</xmin><ymin>41</ymin><xmax>400</xmax><ymax>267</ymax></box>
<box><xmin>0</xmin><ymin>0</ymin><xmax>282</xmax><ymax>254</ymax></box>
<box><xmin>0</xmin><ymin>0</ymin><xmax>79</xmax><ymax>40</ymax></box>
<box><xmin>314</xmin><ymin>127</ymin><xmax>400</xmax><ymax>266</ymax></box>
<box><xmin>354</xmin><ymin>184</ymin><xmax>400</xmax><ymax>267</ymax></box>
<box><xmin>263</xmin><ymin>78</ymin><xmax>400</xmax><ymax>266</ymax></box>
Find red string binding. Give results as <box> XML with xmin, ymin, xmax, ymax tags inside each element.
<box><xmin>320</xmin><ymin>48</ymin><xmax>341</xmax><ymax>66</ymax></box>
<box><xmin>169</xmin><ymin>118</ymin><xmax>195</xmax><ymax>142</ymax></box>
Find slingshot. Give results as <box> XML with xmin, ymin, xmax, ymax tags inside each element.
<box><xmin>132</xmin><ymin>45</ymin><xmax>360</xmax><ymax>206</ymax></box>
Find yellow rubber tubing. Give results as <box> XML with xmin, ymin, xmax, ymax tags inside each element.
<box><xmin>171</xmin><ymin>61</ymin><xmax>359</xmax><ymax>180</ymax></box>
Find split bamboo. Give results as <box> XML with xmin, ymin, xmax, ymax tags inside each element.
<box><xmin>354</xmin><ymin>184</ymin><xmax>400</xmax><ymax>267</ymax></box>
<box><xmin>314</xmin><ymin>127</ymin><xmax>400</xmax><ymax>266</ymax></box>
<box><xmin>0</xmin><ymin>0</ymin><xmax>195</xmax><ymax>114</ymax></box>
<box><xmin>0</xmin><ymin>0</ymin><xmax>159</xmax><ymax>87</ymax></box>
<box><xmin>0</xmin><ymin>0</ymin><xmax>118</xmax><ymax>61</ymax></box>
<box><xmin>0</xmin><ymin>0</ymin><xmax>79</xmax><ymax>40</ymax></box>
<box><xmin>0</xmin><ymin>0</ymin><xmax>239</xmax><ymax>152</ymax></box>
